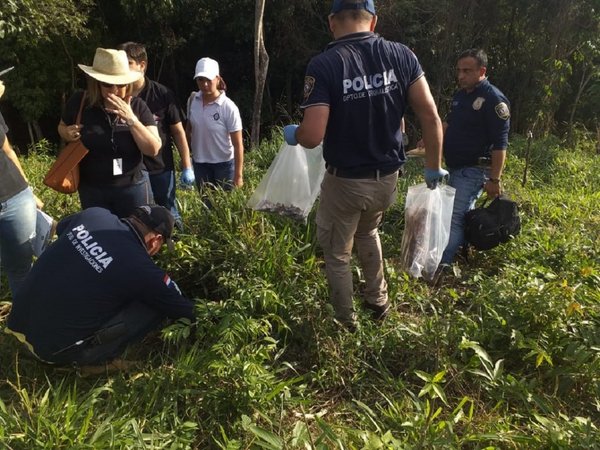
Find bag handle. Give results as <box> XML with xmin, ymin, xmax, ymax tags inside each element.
<box><xmin>75</xmin><ymin>91</ymin><xmax>86</xmax><ymax>126</ymax></box>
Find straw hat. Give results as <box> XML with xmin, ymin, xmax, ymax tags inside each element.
<box><xmin>78</xmin><ymin>48</ymin><xmax>142</xmax><ymax>85</ymax></box>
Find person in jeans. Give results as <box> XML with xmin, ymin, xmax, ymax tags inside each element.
<box><xmin>58</xmin><ymin>48</ymin><xmax>162</xmax><ymax>218</ymax></box>
<box><xmin>187</xmin><ymin>57</ymin><xmax>244</xmax><ymax>192</ymax></box>
<box><xmin>283</xmin><ymin>0</ymin><xmax>446</xmax><ymax>330</ymax></box>
<box><xmin>439</xmin><ymin>48</ymin><xmax>510</xmax><ymax>268</ymax></box>
<box><xmin>6</xmin><ymin>205</ymin><xmax>195</xmax><ymax>367</ymax></box>
<box><xmin>0</xmin><ymin>102</ymin><xmax>37</xmax><ymax>297</ymax></box>
<box><xmin>117</xmin><ymin>42</ymin><xmax>195</xmax><ymax>229</ymax></box>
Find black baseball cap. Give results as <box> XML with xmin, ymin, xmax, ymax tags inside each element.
<box><xmin>130</xmin><ymin>205</ymin><xmax>175</xmax><ymax>241</ymax></box>
<box><xmin>331</xmin><ymin>0</ymin><xmax>376</xmax><ymax>15</ymax></box>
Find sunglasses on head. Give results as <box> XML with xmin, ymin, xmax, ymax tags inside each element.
<box><xmin>100</xmin><ymin>81</ymin><xmax>127</xmax><ymax>88</ymax></box>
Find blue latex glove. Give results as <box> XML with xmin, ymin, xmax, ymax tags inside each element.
<box><xmin>424</xmin><ymin>167</ymin><xmax>449</xmax><ymax>189</ymax></box>
<box><xmin>180</xmin><ymin>167</ymin><xmax>195</xmax><ymax>186</ymax></box>
<box><xmin>283</xmin><ymin>124</ymin><xmax>299</xmax><ymax>146</ymax></box>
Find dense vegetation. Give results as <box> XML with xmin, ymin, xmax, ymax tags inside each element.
<box><xmin>0</xmin><ymin>132</ymin><xmax>598</xmax><ymax>448</ymax></box>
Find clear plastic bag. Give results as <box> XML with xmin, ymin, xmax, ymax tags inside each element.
<box><xmin>247</xmin><ymin>142</ymin><xmax>326</xmax><ymax>221</ymax></box>
<box><xmin>399</xmin><ymin>183</ymin><xmax>455</xmax><ymax>280</ymax></box>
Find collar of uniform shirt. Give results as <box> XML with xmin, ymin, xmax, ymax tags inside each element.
<box><xmin>327</xmin><ymin>31</ymin><xmax>375</xmax><ymax>49</ymax></box>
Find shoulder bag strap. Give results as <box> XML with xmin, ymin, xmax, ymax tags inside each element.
<box><xmin>75</xmin><ymin>91</ymin><xmax>86</xmax><ymax>126</ymax></box>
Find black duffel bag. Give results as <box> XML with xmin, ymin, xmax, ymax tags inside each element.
<box><xmin>464</xmin><ymin>195</ymin><xmax>521</xmax><ymax>250</ymax></box>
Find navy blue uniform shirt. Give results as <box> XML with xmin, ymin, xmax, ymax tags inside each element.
<box><xmin>301</xmin><ymin>32</ymin><xmax>423</xmax><ymax>171</ymax></box>
<box><xmin>443</xmin><ymin>78</ymin><xmax>510</xmax><ymax>169</ymax></box>
<box><xmin>7</xmin><ymin>207</ymin><xmax>194</xmax><ymax>360</ymax></box>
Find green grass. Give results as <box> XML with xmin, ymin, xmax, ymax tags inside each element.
<box><xmin>0</xmin><ymin>131</ymin><xmax>599</xmax><ymax>449</ymax></box>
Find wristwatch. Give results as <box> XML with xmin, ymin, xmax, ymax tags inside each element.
<box><xmin>126</xmin><ymin>116</ymin><xmax>137</xmax><ymax>127</ymax></box>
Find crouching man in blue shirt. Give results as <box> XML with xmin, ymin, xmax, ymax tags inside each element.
<box><xmin>6</xmin><ymin>205</ymin><xmax>194</xmax><ymax>369</ymax></box>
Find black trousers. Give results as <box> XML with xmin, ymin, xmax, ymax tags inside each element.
<box><xmin>51</xmin><ymin>301</ymin><xmax>163</xmax><ymax>366</ymax></box>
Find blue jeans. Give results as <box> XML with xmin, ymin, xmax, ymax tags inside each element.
<box><xmin>441</xmin><ymin>167</ymin><xmax>487</xmax><ymax>264</ymax></box>
<box><xmin>193</xmin><ymin>160</ymin><xmax>234</xmax><ymax>191</ymax></box>
<box><xmin>149</xmin><ymin>170</ymin><xmax>182</xmax><ymax>227</ymax></box>
<box><xmin>78</xmin><ymin>171</ymin><xmax>153</xmax><ymax>218</ymax></box>
<box><xmin>0</xmin><ymin>187</ymin><xmax>36</xmax><ymax>296</ymax></box>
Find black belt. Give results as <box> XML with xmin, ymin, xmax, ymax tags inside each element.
<box><xmin>326</xmin><ymin>165</ymin><xmax>399</xmax><ymax>180</ymax></box>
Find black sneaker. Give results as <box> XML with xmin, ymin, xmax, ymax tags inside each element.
<box><xmin>363</xmin><ymin>301</ymin><xmax>390</xmax><ymax>321</ymax></box>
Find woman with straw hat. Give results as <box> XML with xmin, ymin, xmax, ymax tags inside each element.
<box><xmin>58</xmin><ymin>48</ymin><xmax>162</xmax><ymax>217</ymax></box>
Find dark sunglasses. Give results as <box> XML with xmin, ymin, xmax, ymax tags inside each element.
<box><xmin>100</xmin><ymin>81</ymin><xmax>127</xmax><ymax>88</ymax></box>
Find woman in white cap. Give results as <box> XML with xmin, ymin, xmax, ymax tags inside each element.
<box><xmin>57</xmin><ymin>48</ymin><xmax>161</xmax><ymax>217</ymax></box>
<box><xmin>186</xmin><ymin>57</ymin><xmax>244</xmax><ymax>193</ymax></box>
<box><xmin>0</xmin><ymin>80</ymin><xmax>38</xmax><ymax>297</ymax></box>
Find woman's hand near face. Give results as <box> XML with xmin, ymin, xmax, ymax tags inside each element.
<box><xmin>105</xmin><ymin>93</ymin><xmax>138</xmax><ymax>125</ymax></box>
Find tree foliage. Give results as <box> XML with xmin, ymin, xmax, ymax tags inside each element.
<box><xmin>0</xmin><ymin>0</ymin><xmax>598</xmax><ymax>145</ymax></box>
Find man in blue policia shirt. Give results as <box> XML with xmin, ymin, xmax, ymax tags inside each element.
<box><xmin>6</xmin><ymin>205</ymin><xmax>195</xmax><ymax>369</ymax></box>
<box><xmin>437</xmin><ymin>48</ymin><xmax>510</xmax><ymax>271</ymax></box>
<box><xmin>284</xmin><ymin>0</ymin><xmax>447</xmax><ymax>330</ymax></box>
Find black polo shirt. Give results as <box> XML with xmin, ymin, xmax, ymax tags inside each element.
<box><xmin>62</xmin><ymin>91</ymin><xmax>156</xmax><ymax>187</ymax></box>
<box><xmin>301</xmin><ymin>32</ymin><xmax>423</xmax><ymax>171</ymax></box>
<box><xmin>137</xmin><ymin>78</ymin><xmax>184</xmax><ymax>174</ymax></box>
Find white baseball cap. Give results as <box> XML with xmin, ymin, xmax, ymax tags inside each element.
<box><xmin>193</xmin><ymin>57</ymin><xmax>219</xmax><ymax>80</ymax></box>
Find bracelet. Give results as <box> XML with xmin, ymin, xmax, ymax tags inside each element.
<box><xmin>488</xmin><ymin>178</ymin><xmax>501</xmax><ymax>183</ymax></box>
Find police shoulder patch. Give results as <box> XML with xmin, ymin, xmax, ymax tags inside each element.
<box><xmin>303</xmin><ymin>76</ymin><xmax>315</xmax><ymax>101</ymax></box>
<box><xmin>495</xmin><ymin>102</ymin><xmax>510</xmax><ymax>120</ymax></box>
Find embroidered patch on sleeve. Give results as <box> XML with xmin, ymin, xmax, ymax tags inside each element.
<box><xmin>472</xmin><ymin>97</ymin><xmax>485</xmax><ymax>110</ymax></box>
<box><xmin>495</xmin><ymin>102</ymin><xmax>510</xmax><ymax>120</ymax></box>
<box><xmin>303</xmin><ymin>76</ymin><xmax>315</xmax><ymax>101</ymax></box>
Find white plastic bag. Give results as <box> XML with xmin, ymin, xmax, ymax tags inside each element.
<box><xmin>247</xmin><ymin>142</ymin><xmax>326</xmax><ymax>221</ymax></box>
<box><xmin>399</xmin><ymin>183</ymin><xmax>455</xmax><ymax>280</ymax></box>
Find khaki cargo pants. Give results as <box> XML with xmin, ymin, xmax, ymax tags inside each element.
<box><xmin>316</xmin><ymin>170</ymin><xmax>399</xmax><ymax>324</ymax></box>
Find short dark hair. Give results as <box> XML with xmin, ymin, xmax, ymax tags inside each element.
<box><xmin>116</xmin><ymin>42</ymin><xmax>148</xmax><ymax>64</ymax></box>
<box><xmin>458</xmin><ymin>48</ymin><xmax>488</xmax><ymax>67</ymax></box>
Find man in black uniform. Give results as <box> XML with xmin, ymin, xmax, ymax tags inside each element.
<box><xmin>284</xmin><ymin>0</ymin><xmax>446</xmax><ymax>329</ymax></box>
<box><xmin>117</xmin><ymin>42</ymin><xmax>195</xmax><ymax>230</ymax></box>
<box><xmin>6</xmin><ymin>205</ymin><xmax>195</xmax><ymax>366</ymax></box>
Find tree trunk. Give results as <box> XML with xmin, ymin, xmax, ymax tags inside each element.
<box><xmin>568</xmin><ymin>66</ymin><xmax>593</xmax><ymax>131</ymax></box>
<box><xmin>250</xmin><ymin>0</ymin><xmax>269</xmax><ymax>150</ymax></box>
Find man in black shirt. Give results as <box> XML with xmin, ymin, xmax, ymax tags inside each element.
<box><xmin>7</xmin><ymin>205</ymin><xmax>195</xmax><ymax>366</ymax></box>
<box><xmin>118</xmin><ymin>42</ymin><xmax>195</xmax><ymax>230</ymax></box>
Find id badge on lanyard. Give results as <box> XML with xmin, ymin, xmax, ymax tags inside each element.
<box><xmin>113</xmin><ymin>158</ymin><xmax>123</xmax><ymax>175</ymax></box>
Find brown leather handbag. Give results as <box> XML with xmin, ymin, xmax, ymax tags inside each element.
<box><xmin>43</xmin><ymin>93</ymin><xmax>89</xmax><ymax>194</ymax></box>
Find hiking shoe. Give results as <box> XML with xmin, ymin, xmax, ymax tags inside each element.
<box><xmin>363</xmin><ymin>301</ymin><xmax>390</xmax><ymax>321</ymax></box>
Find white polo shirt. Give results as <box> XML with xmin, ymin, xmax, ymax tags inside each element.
<box><xmin>188</xmin><ymin>91</ymin><xmax>243</xmax><ymax>164</ymax></box>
